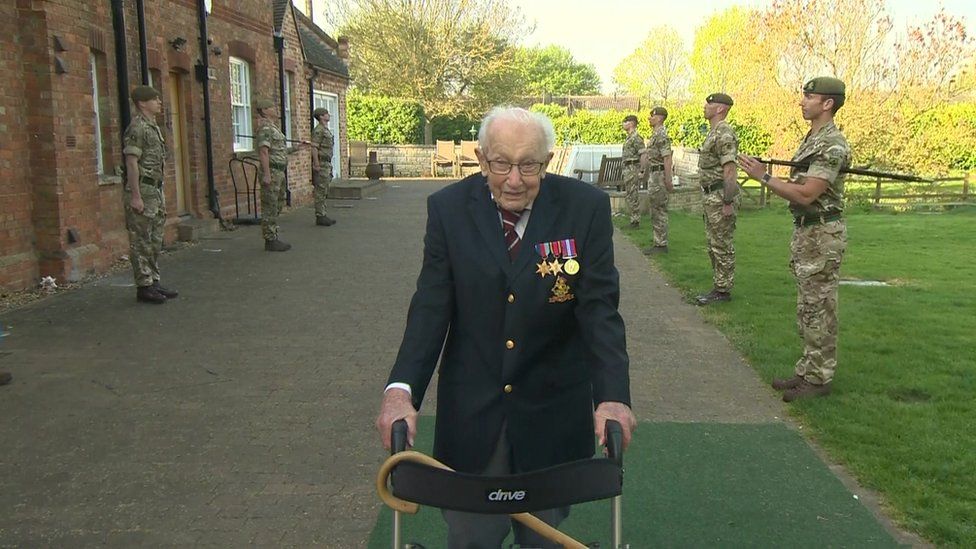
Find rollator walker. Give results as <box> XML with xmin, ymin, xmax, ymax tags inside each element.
<box><xmin>376</xmin><ymin>419</ymin><xmax>629</xmax><ymax>548</ymax></box>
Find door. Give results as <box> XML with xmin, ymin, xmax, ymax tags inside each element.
<box><xmin>168</xmin><ymin>73</ymin><xmax>192</xmax><ymax>215</ymax></box>
<box><xmin>313</xmin><ymin>91</ymin><xmax>339</xmax><ymax>177</ymax></box>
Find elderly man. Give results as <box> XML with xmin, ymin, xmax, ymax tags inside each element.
<box><xmin>375</xmin><ymin>106</ymin><xmax>636</xmax><ymax>547</ymax></box>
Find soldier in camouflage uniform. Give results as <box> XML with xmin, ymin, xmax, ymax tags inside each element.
<box><xmin>738</xmin><ymin>77</ymin><xmax>850</xmax><ymax>402</ymax></box>
<box><xmin>641</xmin><ymin>106</ymin><xmax>674</xmax><ymax>254</ymax></box>
<box><xmin>310</xmin><ymin>107</ymin><xmax>336</xmax><ymax>227</ymax></box>
<box><xmin>695</xmin><ymin>93</ymin><xmax>739</xmax><ymax>305</ymax></box>
<box><xmin>253</xmin><ymin>97</ymin><xmax>309</xmax><ymax>251</ymax></box>
<box><xmin>621</xmin><ymin>114</ymin><xmax>644</xmax><ymax>227</ymax></box>
<box><xmin>123</xmin><ymin>85</ymin><xmax>177</xmax><ymax>304</ymax></box>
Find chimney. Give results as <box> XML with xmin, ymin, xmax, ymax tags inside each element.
<box><xmin>337</xmin><ymin>36</ymin><xmax>349</xmax><ymax>60</ymax></box>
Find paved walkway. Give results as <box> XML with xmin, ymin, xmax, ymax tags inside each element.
<box><xmin>0</xmin><ymin>180</ymin><xmax>913</xmax><ymax>546</ymax></box>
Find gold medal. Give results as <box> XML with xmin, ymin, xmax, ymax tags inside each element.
<box><xmin>563</xmin><ymin>258</ymin><xmax>580</xmax><ymax>275</ymax></box>
<box><xmin>548</xmin><ymin>258</ymin><xmax>563</xmax><ymax>276</ymax></box>
<box><xmin>535</xmin><ymin>260</ymin><xmax>552</xmax><ymax>278</ymax></box>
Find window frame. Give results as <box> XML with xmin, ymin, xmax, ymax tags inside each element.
<box><xmin>230</xmin><ymin>57</ymin><xmax>252</xmax><ymax>151</ymax></box>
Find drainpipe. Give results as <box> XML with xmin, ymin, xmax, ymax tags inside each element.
<box><xmin>309</xmin><ymin>68</ymin><xmax>317</xmax><ymax>133</ymax></box>
<box><xmin>274</xmin><ymin>30</ymin><xmax>290</xmax><ymax>206</ymax></box>
<box><xmin>197</xmin><ymin>0</ymin><xmax>219</xmax><ymax>218</ymax></box>
<box><xmin>110</xmin><ymin>0</ymin><xmax>131</xmax><ymax>136</ymax></box>
<box><xmin>136</xmin><ymin>0</ymin><xmax>149</xmax><ymax>84</ymax></box>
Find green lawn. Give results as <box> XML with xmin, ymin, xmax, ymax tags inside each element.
<box><xmin>618</xmin><ymin>207</ymin><xmax>976</xmax><ymax>546</ymax></box>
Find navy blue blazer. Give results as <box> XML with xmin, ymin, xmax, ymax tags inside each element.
<box><xmin>388</xmin><ymin>172</ymin><xmax>630</xmax><ymax>473</ymax></box>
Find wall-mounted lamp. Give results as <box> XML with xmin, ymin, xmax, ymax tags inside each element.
<box><xmin>169</xmin><ymin>37</ymin><xmax>188</xmax><ymax>51</ymax></box>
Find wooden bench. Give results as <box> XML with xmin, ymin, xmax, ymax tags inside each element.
<box><xmin>575</xmin><ymin>155</ymin><xmax>625</xmax><ymax>191</ymax></box>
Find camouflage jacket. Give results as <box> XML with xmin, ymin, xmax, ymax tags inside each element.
<box><xmin>645</xmin><ymin>126</ymin><xmax>672</xmax><ymax>166</ymax></box>
<box><xmin>122</xmin><ymin>112</ymin><xmax>166</xmax><ymax>181</ymax></box>
<box><xmin>255</xmin><ymin>120</ymin><xmax>290</xmax><ymax>167</ymax></box>
<box><xmin>788</xmin><ymin>121</ymin><xmax>850</xmax><ymax>217</ymax></box>
<box><xmin>622</xmin><ymin>130</ymin><xmax>644</xmax><ymax>163</ymax></box>
<box><xmin>698</xmin><ymin>121</ymin><xmax>738</xmax><ymax>184</ymax></box>
<box><xmin>311</xmin><ymin>123</ymin><xmax>333</xmax><ymax>163</ymax></box>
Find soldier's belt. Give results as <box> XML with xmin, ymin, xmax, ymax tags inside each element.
<box><xmin>270</xmin><ymin>162</ymin><xmax>287</xmax><ymax>170</ymax></box>
<box><xmin>794</xmin><ymin>211</ymin><xmax>843</xmax><ymax>227</ymax></box>
<box><xmin>646</xmin><ymin>166</ymin><xmax>664</xmax><ymax>172</ymax></box>
<box><xmin>622</xmin><ymin>160</ymin><xmax>640</xmax><ymax>165</ymax></box>
<box><xmin>139</xmin><ymin>175</ymin><xmax>162</xmax><ymax>187</ymax></box>
<box><xmin>701</xmin><ymin>181</ymin><xmax>724</xmax><ymax>194</ymax></box>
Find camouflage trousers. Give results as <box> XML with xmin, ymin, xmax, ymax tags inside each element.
<box><xmin>791</xmin><ymin>219</ymin><xmax>847</xmax><ymax>384</ymax></box>
<box><xmin>123</xmin><ymin>182</ymin><xmax>165</xmax><ymax>287</ymax></box>
<box><xmin>702</xmin><ymin>191</ymin><xmax>738</xmax><ymax>293</ymax></box>
<box><xmin>647</xmin><ymin>172</ymin><xmax>669</xmax><ymax>247</ymax></box>
<box><xmin>261</xmin><ymin>167</ymin><xmax>287</xmax><ymax>241</ymax></box>
<box><xmin>313</xmin><ymin>162</ymin><xmax>332</xmax><ymax>217</ymax></box>
<box><xmin>623</xmin><ymin>164</ymin><xmax>641</xmax><ymax>223</ymax></box>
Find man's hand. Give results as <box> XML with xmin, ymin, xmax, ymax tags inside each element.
<box><xmin>262</xmin><ymin>174</ymin><xmax>271</xmax><ymax>187</ymax></box>
<box><xmin>375</xmin><ymin>388</ymin><xmax>418</xmax><ymax>451</ymax></box>
<box><xmin>129</xmin><ymin>196</ymin><xmax>145</xmax><ymax>214</ymax></box>
<box><xmin>594</xmin><ymin>401</ymin><xmax>636</xmax><ymax>451</ymax></box>
<box><xmin>312</xmin><ymin>164</ymin><xmax>321</xmax><ymax>173</ymax></box>
<box><xmin>722</xmin><ymin>203</ymin><xmax>734</xmax><ymax>217</ymax></box>
<box><xmin>736</xmin><ymin>154</ymin><xmax>767</xmax><ymax>181</ymax></box>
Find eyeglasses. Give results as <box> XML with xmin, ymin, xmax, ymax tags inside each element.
<box><xmin>486</xmin><ymin>159</ymin><xmax>546</xmax><ymax>176</ymax></box>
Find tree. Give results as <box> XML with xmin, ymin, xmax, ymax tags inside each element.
<box><xmin>763</xmin><ymin>0</ymin><xmax>895</xmax><ymax>94</ymax></box>
<box><xmin>612</xmin><ymin>26</ymin><xmax>688</xmax><ymax>102</ymax></box>
<box><xmin>515</xmin><ymin>45</ymin><xmax>601</xmax><ymax>96</ymax></box>
<box><xmin>895</xmin><ymin>9</ymin><xmax>975</xmax><ymax>103</ymax></box>
<box><xmin>335</xmin><ymin>0</ymin><xmax>530</xmax><ymax>143</ymax></box>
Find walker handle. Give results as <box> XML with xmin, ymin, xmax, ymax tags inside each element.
<box><xmin>391</xmin><ymin>419</ymin><xmax>409</xmax><ymax>455</ymax></box>
<box><xmin>605</xmin><ymin>419</ymin><xmax>623</xmax><ymax>467</ymax></box>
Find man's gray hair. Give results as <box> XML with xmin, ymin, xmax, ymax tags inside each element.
<box><xmin>478</xmin><ymin>106</ymin><xmax>556</xmax><ymax>156</ymax></box>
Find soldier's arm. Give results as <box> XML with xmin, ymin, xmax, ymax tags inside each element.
<box><xmin>721</xmin><ymin>162</ymin><xmax>738</xmax><ymax>203</ymax></box>
<box><xmin>764</xmin><ymin>174</ymin><xmax>828</xmax><ymax>205</ymax></box>
<box><xmin>259</xmin><ymin>145</ymin><xmax>271</xmax><ymax>183</ymax></box>
<box><xmin>125</xmin><ymin>154</ymin><xmax>142</xmax><ymax>202</ymax></box>
<box><xmin>663</xmin><ymin>154</ymin><xmax>674</xmax><ymax>192</ymax></box>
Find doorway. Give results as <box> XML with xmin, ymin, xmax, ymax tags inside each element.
<box><xmin>168</xmin><ymin>72</ymin><xmax>192</xmax><ymax>215</ymax></box>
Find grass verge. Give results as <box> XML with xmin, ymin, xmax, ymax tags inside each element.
<box><xmin>618</xmin><ymin>207</ymin><xmax>976</xmax><ymax>546</ymax></box>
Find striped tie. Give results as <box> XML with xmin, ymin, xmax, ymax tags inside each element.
<box><xmin>499</xmin><ymin>208</ymin><xmax>522</xmax><ymax>261</ymax></box>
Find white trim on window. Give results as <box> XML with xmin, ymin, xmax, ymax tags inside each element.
<box><xmin>283</xmin><ymin>73</ymin><xmax>293</xmax><ymax>140</ymax></box>
<box><xmin>91</xmin><ymin>52</ymin><xmax>104</xmax><ymax>175</ymax></box>
<box><xmin>230</xmin><ymin>57</ymin><xmax>252</xmax><ymax>150</ymax></box>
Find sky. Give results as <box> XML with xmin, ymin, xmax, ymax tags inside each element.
<box><xmin>298</xmin><ymin>0</ymin><xmax>976</xmax><ymax>93</ymax></box>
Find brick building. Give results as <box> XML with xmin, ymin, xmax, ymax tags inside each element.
<box><xmin>0</xmin><ymin>0</ymin><xmax>350</xmax><ymax>291</ymax></box>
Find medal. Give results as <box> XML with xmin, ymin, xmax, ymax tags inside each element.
<box><xmin>534</xmin><ymin>243</ymin><xmax>552</xmax><ymax>278</ymax></box>
<box><xmin>535</xmin><ymin>260</ymin><xmax>551</xmax><ymax>278</ymax></box>
<box><xmin>564</xmin><ymin>258</ymin><xmax>580</xmax><ymax>275</ymax></box>
<box><xmin>562</xmin><ymin>238</ymin><xmax>580</xmax><ymax>276</ymax></box>
<box><xmin>548</xmin><ymin>258</ymin><xmax>563</xmax><ymax>276</ymax></box>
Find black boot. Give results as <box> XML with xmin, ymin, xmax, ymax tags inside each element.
<box><xmin>152</xmin><ymin>281</ymin><xmax>178</xmax><ymax>299</ymax></box>
<box><xmin>695</xmin><ymin>290</ymin><xmax>731</xmax><ymax>306</ymax></box>
<box><xmin>136</xmin><ymin>285</ymin><xmax>167</xmax><ymax>304</ymax></box>
<box><xmin>264</xmin><ymin>238</ymin><xmax>292</xmax><ymax>252</ymax></box>
<box><xmin>316</xmin><ymin>215</ymin><xmax>336</xmax><ymax>226</ymax></box>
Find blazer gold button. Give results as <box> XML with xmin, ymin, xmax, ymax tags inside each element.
<box><xmin>507</xmin><ymin>293</ymin><xmax>515</xmax><ymax>303</ymax></box>
<box><xmin>505</xmin><ymin>340</ymin><xmax>515</xmax><ymax>349</ymax></box>
<box><xmin>503</xmin><ymin>384</ymin><xmax>513</xmax><ymax>393</ymax></box>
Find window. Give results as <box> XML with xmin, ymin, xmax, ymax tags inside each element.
<box><xmin>283</xmin><ymin>72</ymin><xmax>293</xmax><ymax>140</ymax></box>
<box><xmin>230</xmin><ymin>57</ymin><xmax>252</xmax><ymax>150</ymax></box>
<box><xmin>90</xmin><ymin>51</ymin><xmax>113</xmax><ymax>175</ymax></box>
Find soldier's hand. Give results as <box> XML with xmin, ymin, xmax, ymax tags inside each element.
<box><xmin>312</xmin><ymin>165</ymin><xmax>321</xmax><ymax>173</ymax></box>
<box><xmin>130</xmin><ymin>196</ymin><xmax>145</xmax><ymax>214</ymax></box>
<box><xmin>262</xmin><ymin>175</ymin><xmax>271</xmax><ymax>187</ymax></box>
<box><xmin>722</xmin><ymin>203</ymin><xmax>734</xmax><ymax>217</ymax></box>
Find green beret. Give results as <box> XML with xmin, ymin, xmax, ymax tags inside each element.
<box><xmin>313</xmin><ymin>107</ymin><xmax>329</xmax><ymax>117</ymax></box>
<box><xmin>803</xmin><ymin>77</ymin><xmax>846</xmax><ymax>97</ymax></box>
<box><xmin>131</xmin><ymin>85</ymin><xmax>160</xmax><ymax>102</ymax></box>
<box><xmin>650</xmin><ymin>106</ymin><xmax>668</xmax><ymax>118</ymax></box>
<box><xmin>623</xmin><ymin>114</ymin><xmax>639</xmax><ymax>124</ymax></box>
<box><xmin>253</xmin><ymin>97</ymin><xmax>274</xmax><ymax>110</ymax></box>
<box><xmin>706</xmin><ymin>93</ymin><xmax>734</xmax><ymax>106</ymax></box>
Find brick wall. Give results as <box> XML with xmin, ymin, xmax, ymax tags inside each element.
<box><xmin>0</xmin><ymin>0</ymin><xmax>350</xmax><ymax>291</ymax></box>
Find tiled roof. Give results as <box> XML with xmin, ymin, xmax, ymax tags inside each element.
<box><xmin>294</xmin><ymin>9</ymin><xmax>349</xmax><ymax>78</ymax></box>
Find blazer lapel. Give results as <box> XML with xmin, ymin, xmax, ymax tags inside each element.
<box><xmin>468</xmin><ymin>177</ymin><xmax>510</xmax><ymax>271</ymax></box>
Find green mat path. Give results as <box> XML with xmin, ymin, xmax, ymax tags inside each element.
<box><xmin>369</xmin><ymin>418</ymin><xmax>900</xmax><ymax>548</ymax></box>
